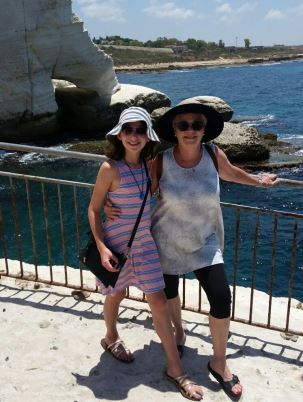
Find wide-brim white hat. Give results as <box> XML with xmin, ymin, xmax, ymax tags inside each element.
<box><xmin>106</xmin><ymin>107</ymin><xmax>160</xmax><ymax>142</ymax></box>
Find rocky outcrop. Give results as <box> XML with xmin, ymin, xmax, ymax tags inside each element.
<box><xmin>189</xmin><ymin>96</ymin><xmax>234</xmax><ymax>121</ymax></box>
<box><xmin>55</xmin><ymin>83</ymin><xmax>170</xmax><ymax>134</ymax></box>
<box><xmin>151</xmin><ymin>99</ymin><xmax>268</xmax><ymax>162</ymax></box>
<box><xmin>151</xmin><ymin>96</ymin><xmax>233</xmax><ymax>123</ymax></box>
<box><xmin>214</xmin><ymin>122</ymin><xmax>269</xmax><ymax>162</ymax></box>
<box><xmin>0</xmin><ymin>0</ymin><xmax>119</xmax><ymax>142</ymax></box>
<box><xmin>248</xmin><ymin>54</ymin><xmax>303</xmax><ymax>64</ymax></box>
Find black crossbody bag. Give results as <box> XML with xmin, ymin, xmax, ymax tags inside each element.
<box><xmin>78</xmin><ymin>160</ymin><xmax>151</xmax><ymax>288</ymax></box>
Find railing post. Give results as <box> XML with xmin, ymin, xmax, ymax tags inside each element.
<box><xmin>267</xmin><ymin>214</ymin><xmax>278</xmax><ymax>327</ymax></box>
<box><xmin>249</xmin><ymin>210</ymin><xmax>260</xmax><ymax>324</ymax></box>
<box><xmin>41</xmin><ymin>182</ymin><xmax>53</xmax><ymax>282</ymax></box>
<box><xmin>232</xmin><ymin>208</ymin><xmax>241</xmax><ymax>319</ymax></box>
<box><xmin>9</xmin><ymin>177</ymin><xmax>24</xmax><ymax>276</ymax></box>
<box><xmin>0</xmin><ymin>204</ymin><xmax>9</xmax><ymax>274</ymax></box>
<box><xmin>25</xmin><ymin>178</ymin><xmax>38</xmax><ymax>279</ymax></box>
<box><xmin>285</xmin><ymin>222</ymin><xmax>298</xmax><ymax>332</ymax></box>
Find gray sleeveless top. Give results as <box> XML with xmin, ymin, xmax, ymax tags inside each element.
<box><xmin>151</xmin><ymin>145</ymin><xmax>224</xmax><ymax>275</ymax></box>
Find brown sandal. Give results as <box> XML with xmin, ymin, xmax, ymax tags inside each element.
<box><xmin>165</xmin><ymin>371</ymin><xmax>203</xmax><ymax>400</ymax></box>
<box><xmin>101</xmin><ymin>338</ymin><xmax>134</xmax><ymax>363</ymax></box>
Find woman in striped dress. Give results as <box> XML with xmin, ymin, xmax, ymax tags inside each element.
<box><xmin>88</xmin><ymin>107</ymin><xmax>203</xmax><ymax>401</ymax></box>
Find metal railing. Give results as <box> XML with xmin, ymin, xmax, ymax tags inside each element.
<box><xmin>0</xmin><ymin>142</ymin><xmax>302</xmax><ymax>335</ymax></box>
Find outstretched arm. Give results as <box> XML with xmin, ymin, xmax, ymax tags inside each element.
<box><xmin>216</xmin><ymin>147</ymin><xmax>278</xmax><ymax>187</ymax></box>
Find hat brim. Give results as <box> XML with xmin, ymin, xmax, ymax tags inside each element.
<box><xmin>156</xmin><ymin>103</ymin><xmax>224</xmax><ymax>143</ymax></box>
<box><xmin>106</xmin><ymin>107</ymin><xmax>160</xmax><ymax>142</ymax></box>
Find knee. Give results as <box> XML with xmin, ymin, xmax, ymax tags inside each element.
<box><xmin>109</xmin><ymin>289</ymin><xmax>126</xmax><ymax>304</ymax></box>
<box><xmin>163</xmin><ymin>274</ymin><xmax>179</xmax><ymax>300</ymax></box>
<box><xmin>147</xmin><ymin>291</ymin><xmax>168</xmax><ymax>312</ymax></box>
<box><xmin>164</xmin><ymin>285</ymin><xmax>179</xmax><ymax>300</ymax></box>
<box><xmin>209</xmin><ymin>289</ymin><xmax>231</xmax><ymax>319</ymax></box>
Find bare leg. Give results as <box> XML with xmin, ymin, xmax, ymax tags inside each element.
<box><xmin>167</xmin><ymin>295</ymin><xmax>186</xmax><ymax>345</ymax></box>
<box><xmin>103</xmin><ymin>289</ymin><xmax>126</xmax><ymax>342</ymax></box>
<box><xmin>209</xmin><ymin>315</ymin><xmax>242</xmax><ymax>395</ymax></box>
<box><xmin>146</xmin><ymin>291</ymin><xmax>203</xmax><ymax>399</ymax></box>
<box><xmin>102</xmin><ymin>289</ymin><xmax>133</xmax><ymax>362</ymax></box>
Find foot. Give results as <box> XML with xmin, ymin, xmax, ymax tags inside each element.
<box><xmin>101</xmin><ymin>338</ymin><xmax>134</xmax><ymax>363</ymax></box>
<box><xmin>207</xmin><ymin>361</ymin><xmax>242</xmax><ymax>397</ymax></box>
<box><xmin>165</xmin><ymin>371</ymin><xmax>203</xmax><ymax>401</ymax></box>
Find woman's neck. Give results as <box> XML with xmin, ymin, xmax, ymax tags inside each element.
<box><xmin>173</xmin><ymin>144</ymin><xmax>202</xmax><ymax>168</ymax></box>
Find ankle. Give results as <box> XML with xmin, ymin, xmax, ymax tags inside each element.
<box><xmin>104</xmin><ymin>333</ymin><xmax>119</xmax><ymax>344</ymax></box>
<box><xmin>210</xmin><ymin>357</ymin><xmax>226</xmax><ymax>369</ymax></box>
<box><xmin>175</xmin><ymin>328</ymin><xmax>185</xmax><ymax>340</ymax></box>
<box><xmin>166</xmin><ymin>366</ymin><xmax>184</xmax><ymax>378</ymax></box>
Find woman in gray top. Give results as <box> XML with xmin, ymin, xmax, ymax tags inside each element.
<box><xmin>106</xmin><ymin>98</ymin><xmax>278</xmax><ymax>398</ymax></box>
<box><xmin>150</xmin><ymin>98</ymin><xmax>278</xmax><ymax>398</ymax></box>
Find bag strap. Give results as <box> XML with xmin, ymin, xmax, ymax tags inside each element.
<box><xmin>204</xmin><ymin>144</ymin><xmax>218</xmax><ymax>172</ymax></box>
<box><xmin>125</xmin><ymin>159</ymin><xmax>151</xmax><ymax>255</ymax></box>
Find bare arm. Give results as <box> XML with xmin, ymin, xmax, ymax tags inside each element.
<box><xmin>216</xmin><ymin>147</ymin><xmax>278</xmax><ymax>187</ymax></box>
<box><xmin>88</xmin><ymin>161</ymin><xmax>120</xmax><ymax>271</ymax></box>
<box><xmin>150</xmin><ymin>154</ymin><xmax>161</xmax><ymax>194</ymax></box>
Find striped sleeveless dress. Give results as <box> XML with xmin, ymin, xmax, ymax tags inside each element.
<box><xmin>97</xmin><ymin>159</ymin><xmax>165</xmax><ymax>296</ymax></box>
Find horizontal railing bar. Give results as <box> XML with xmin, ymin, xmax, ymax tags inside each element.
<box><xmin>221</xmin><ymin>202</ymin><xmax>303</xmax><ymax>219</ymax></box>
<box><xmin>1</xmin><ymin>170</ymin><xmax>302</xmax><ymax>218</ymax></box>
<box><xmin>0</xmin><ymin>171</ymin><xmax>94</xmax><ymax>188</ymax></box>
<box><xmin>278</xmin><ymin>178</ymin><xmax>303</xmax><ymax>187</ymax></box>
<box><xmin>1</xmin><ymin>142</ymin><xmax>303</xmax><ymax>187</ymax></box>
<box><xmin>0</xmin><ymin>142</ymin><xmax>106</xmax><ymax>162</ymax></box>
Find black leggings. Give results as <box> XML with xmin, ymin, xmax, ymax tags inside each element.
<box><xmin>163</xmin><ymin>263</ymin><xmax>231</xmax><ymax>319</ymax></box>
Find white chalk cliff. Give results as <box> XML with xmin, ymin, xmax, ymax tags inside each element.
<box><xmin>0</xmin><ymin>0</ymin><xmax>119</xmax><ymax>140</ymax></box>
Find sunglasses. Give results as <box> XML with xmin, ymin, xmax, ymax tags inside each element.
<box><xmin>122</xmin><ymin>126</ymin><xmax>147</xmax><ymax>136</ymax></box>
<box><xmin>174</xmin><ymin>120</ymin><xmax>205</xmax><ymax>131</ymax></box>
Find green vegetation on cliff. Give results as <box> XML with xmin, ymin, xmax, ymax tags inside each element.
<box><xmin>93</xmin><ymin>35</ymin><xmax>303</xmax><ymax>66</ymax></box>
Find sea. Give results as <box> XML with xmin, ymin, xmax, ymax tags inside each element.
<box><xmin>0</xmin><ymin>59</ymin><xmax>303</xmax><ymax>300</ymax></box>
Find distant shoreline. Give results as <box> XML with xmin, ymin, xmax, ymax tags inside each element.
<box><xmin>115</xmin><ymin>54</ymin><xmax>303</xmax><ymax>73</ymax></box>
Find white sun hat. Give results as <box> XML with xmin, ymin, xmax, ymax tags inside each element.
<box><xmin>106</xmin><ymin>106</ymin><xmax>160</xmax><ymax>142</ymax></box>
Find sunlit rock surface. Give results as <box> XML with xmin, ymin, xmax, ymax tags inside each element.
<box><xmin>0</xmin><ymin>0</ymin><xmax>119</xmax><ymax>141</ymax></box>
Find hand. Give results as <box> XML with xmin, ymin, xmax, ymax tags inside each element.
<box><xmin>259</xmin><ymin>173</ymin><xmax>278</xmax><ymax>187</ymax></box>
<box><xmin>104</xmin><ymin>199</ymin><xmax>121</xmax><ymax>221</ymax></box>
<box><xmin>100</xmin><ymin>247</ymin><xmax>120</xmax><ymax>272</ymax></box>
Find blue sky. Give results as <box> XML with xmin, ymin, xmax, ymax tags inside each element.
<box><xmin>72</xmin><ymin>0</ymin><xmax>303</xmax><ymax>47</ymax></box>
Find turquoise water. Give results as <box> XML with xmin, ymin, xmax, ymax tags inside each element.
<box><xmin>1</xmin><ymin>60</ymin><xmax>303</xmax><ymax>300</ymax></box>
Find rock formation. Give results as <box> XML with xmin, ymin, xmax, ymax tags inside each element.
<box><xmin>214</xmin><ymin>122</ymin><xmax>269</xmax><ymax>162</ymax></box>
<box><xmin>151</xmin><ymin>97</ymin><xmax>269</xmax><ymax>162</ymax></box>
<box><xmin>55</xmin><ymin>83</ymin><xmax>170</xmax><ymax>133</ymax></box>
<box><xmin>0</xmin><ymin>0</ymin><xmax>119</xmax><ymax>141</ymax></box>
<box><xmin>189</xmin><ymin>96</ymin><xmax>234</xmax><ymax>122</ymax></box>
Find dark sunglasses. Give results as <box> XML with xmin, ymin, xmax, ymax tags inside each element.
<box><xmin>122</xmin><ymin>126</ymin><xmax>147</xmax><ymax>136</ymax></box>
<box><xmin>174</xmin><ymin>120</ymin><xmax>205</xmax><ymax>131</ymax></box>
